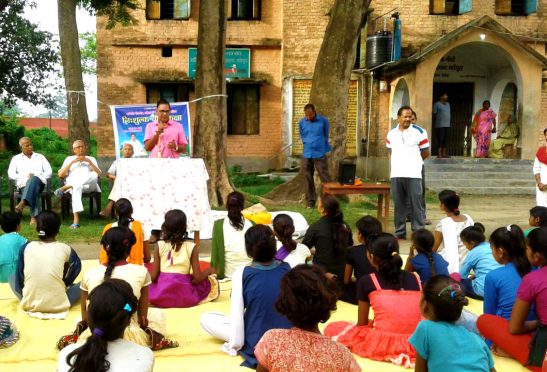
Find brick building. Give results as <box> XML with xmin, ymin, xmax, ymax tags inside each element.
<box><xmin>96</xmin><ymin>0</ymin><xmax>547</xmax><ymax>177</ymax></box>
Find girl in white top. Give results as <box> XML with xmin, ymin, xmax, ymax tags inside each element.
<box><xmin>272</xmin><ymin>213</ymin><xmax>311</xmax><ymax>268</ymax></box>
<box><xmin>58</xmin><ymin>278</ymin><xmax>154</xmax><ymax>372</ymax></box>
<box><xmin>433</xmin><ymin>190</ymin><xmax>474</xmax><ymax>273</ymax></box>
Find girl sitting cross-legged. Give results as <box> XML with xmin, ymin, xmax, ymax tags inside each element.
<box><xmin>405</xmin><ymin>228</ymin><xmax>449</xmax><ymax>284</ymax></box>
<box><xmin>324</xmin><ymin>233</ymin><xmax>422</xmax><ymax>366</ymax></box>
<box><xmin>149</xmin><ymin>209</ymin><xmax>219</xmax><ymax>308</ymax></box>
<box><xmin>272</xmin><ymin>213</ymin><xmax>311</xmax><ymax>268</ymax></box>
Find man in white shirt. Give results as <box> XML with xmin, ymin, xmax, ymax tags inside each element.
<box><xmin>100</xmin><ymin>143</ymin><xmax>134</xmax><ymax>217</ymax></box>
<box><xmin>57</xmin><ymin>140</ymin><xmax>102</xmax><ymax>228</ymax></box>
<box><xmin>386</xmin><ymin>106</ymin><xmax>430</xmax><ymax>239</ymax></box>
<box><xmin>8</xmin><ymin>137</ymin><xmax>52</xmax><ymax>224</ymax></box>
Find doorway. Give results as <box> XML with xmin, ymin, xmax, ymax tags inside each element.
<box><xmin>432</xmin><ymin>83</ymin><xmax>474</xmax><ymax>157</ymax></box>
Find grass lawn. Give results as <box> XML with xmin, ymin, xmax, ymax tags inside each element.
<box><xmin>2</xmin><ymin>176</ymin><xmax>392</xmax><ymax>244</ymax></box>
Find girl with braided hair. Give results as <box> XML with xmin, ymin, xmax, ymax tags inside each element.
<box><xmin>149</xmin><ymin>209</ymin><xmax>219</xmax><ymax>308</ymax></box>
<box><xmin>58</xmin><ymin>278</ymin><xmax>153</xmax><ymax>372</ymax></box>
<box><xmin>405</xmin><ymin>228</ymin><xmax>449</xmax><ymax>284</ymax></box>
<box><xmin>325</xmin><ymin>233</ymin><xmax>422</xmax><ymax>366</ymax></box>
<box><xmin>410</xmin><ymin>275</ymin><xmax>495</xmax><ymax>372</ymax></box>
<box><xmin>78</xmin><ymin>227</ymin><xmax>177</xmax><ymax>350</ymax></box>
<box><xmin>272</xmin><ymin>213</ymin><xmax>310</xmax><ymax>268</ymax></box>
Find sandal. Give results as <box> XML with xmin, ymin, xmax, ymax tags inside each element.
<box><xmin>145</xmin><ymin>328</ymin><xmax>179</xmax><ymax>350</ymax></box>
<box><xmin>69</xmin><ymin>223</ymin><xmax>80</xmax><ymax>229</ymax></box>
<box><xmin>54</xmin><ymin>188</ymin><xmax>64</xmax><ymax>197</ymax></box>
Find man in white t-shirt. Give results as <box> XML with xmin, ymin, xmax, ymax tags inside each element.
<box><xmin>57</xmin><ymin>140</ymin><xmax>102</xmax><ymax>228</ymax></box>
<box><xmin>386</xmin><ymin>106</ymin><xmax>430</xmax><ymax>239</ymax></box>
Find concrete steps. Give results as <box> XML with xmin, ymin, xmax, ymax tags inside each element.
<box><xmin>424</xmin><ymin>157</ymin><xmax>535</xmax><ymax>195</ymax></box>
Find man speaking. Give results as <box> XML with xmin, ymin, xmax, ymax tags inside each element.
<box><xmin>144</xmin><ymin>99</ymin><xmax>187</xmax><ymax>158</ymax></box>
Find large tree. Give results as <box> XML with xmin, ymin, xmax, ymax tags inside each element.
<box><xmin>193</xmin><ymin>0</ymin><xmax>233</xmax><ymax>207</ymax></box>
<box><xmin>0</xmin><ymin>0</ymin><xmax>58</xmax><ymax>107</ymax></box>
<box><xmin>265</xmin><ymin>0</ymin><xmax>370</xmax><ymax>202</ymax></box>
<box><xmin>57</xmin><ymin>0</ymin><xmax>137</xmax><ymax>147</ymax></box>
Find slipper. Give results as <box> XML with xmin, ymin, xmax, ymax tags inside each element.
<box><xmin>69</xmin><ymin>223</ymin><xmax>80</xmax><ymax>229</ymax></box>
<box><xmin>14</xmin><ymin>206</ymin><xmax>23</xmax><ymax>214</ymax></box>
<box><xmin>54</xmin><ymin>188</ymin><xmax>64</xmax><ymax>197</ymax></box>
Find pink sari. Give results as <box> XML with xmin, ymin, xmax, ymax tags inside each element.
<box><xmin>474</xmin><ymin>109</ymin><xmax>496</xmax><ymax>157</ymax></box>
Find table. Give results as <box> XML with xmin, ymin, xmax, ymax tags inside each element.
<box><xmin>113</xmin><ymin>158</ymin><xmax>212</xmax><ymax>240</ymax></box>
<box><xmin>322</xmin><ymin>182</ymin><xmax>390</xmax><ymax>226</ymax></box>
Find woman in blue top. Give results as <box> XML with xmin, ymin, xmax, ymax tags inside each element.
<box><xmin>200</xmin><ymin>225</ymin><xmax>292</xmax><ymax>368</ymax></box>
<box><xmin>483</xmin><ymin>225</ymin><xmax>532</xmax><ymax>319</ymax></box>
<box><xmin>0</xmin><ymin>212</ymin><xmax>27</xmax><ymax>283</ymax></box>
<box><xmin>458</xmin><ymin>223</ymin><xmax>502</xmax><ymax>300</ymax></box>
<box><xmin>404</xmin><ymin>228</ymin><xmax>449</xmax><ymax>284</ymax></box>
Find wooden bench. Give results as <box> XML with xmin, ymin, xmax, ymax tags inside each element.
<box><xmin>322</xmin><ymin>182</ymin><xmax>390</xmax><ymax>226</ymax></box>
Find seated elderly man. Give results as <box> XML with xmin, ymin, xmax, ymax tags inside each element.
<box><xmin>489</xmin><ymin>115</ymin><xmax>519</xmax><ymax>159</ymax></box>
<box><xmin>56</xmin><ymin>140</ymin><xmax>102</xmax><ymax>228</ymax></box>
<box><xmin>100</xmin><ymin>142</ymin><xmax>134</xmax><ymax>218</ymax></box>
<box><xmin>7</xmin><ymin>137</ymin><xmax>52</xmax><ymax>225</ymax></box>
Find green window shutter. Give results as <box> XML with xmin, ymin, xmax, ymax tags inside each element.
<box><xmin>458</xmin><ymin>0</ymin><xmax>473</xmax><ymax>14</ymax></box>
<box><xmin>524</xmin><ymin>0</ymin><xmax>537</xmax><ymax>15</ymax></box>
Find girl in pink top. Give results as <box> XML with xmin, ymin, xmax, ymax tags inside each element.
<box><xmin>255</xmin><ymin>265</ymin><xmax>360</xmax><ymax>372</ymax></box>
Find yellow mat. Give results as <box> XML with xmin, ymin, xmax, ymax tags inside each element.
<box><xmin>0</xmin><ymin>260</ymin><xmax>529</xmax><ymax>372</ymax></box>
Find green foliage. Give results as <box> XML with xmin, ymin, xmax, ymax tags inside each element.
<box><xmin>228</xmin><ymin>166</ymin><xmax>285</xmax><ymax>188</ymax></box>
<box><xmin>0</xmin><ymin>0</ymin><xmax>59</xmax><ymax>107</ymax></box>
<box><xmin>79</xmin><ymin>31</ymin><xmax>96</xmax><ymax>75</ymax></box>
<box><xmin>81</xmin><ymin>0</ymin><xmax>140</xmax><ymax>29</ymax></box>
<box><xmin>0</xmin><ymin>112</ymin><xmax>25</xmax><ymax>154</ymax></box>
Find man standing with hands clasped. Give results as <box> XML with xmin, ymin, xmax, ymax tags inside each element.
<box><xmin>387</xmin><ymin>106</ymin><xmax>430</xmax><ymax>240</ymax></box>
<box><xmin>144</xmin><ymin>98</ymin><xmax>188</xmax><ymax>158</ymax></box>
<box><xmin>298</xmin><ymin>103</ymin><xmax>331</xmax><ymax>209</ymax></box>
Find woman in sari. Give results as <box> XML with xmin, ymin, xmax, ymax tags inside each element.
<box><xmin>533</xmin><ymin>128</ymin><xmax>547</xmax><ymax>207</ymax></box>
<box><xmin>472</xmin><ymin>100</ymin><xmax>497</xmax><ymax>158</ymax></box>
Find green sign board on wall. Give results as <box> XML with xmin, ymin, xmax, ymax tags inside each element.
<box><xmin>188</xmin><ymin>48</ymin><xmax>251</xmax><ymax>79</ymax></box>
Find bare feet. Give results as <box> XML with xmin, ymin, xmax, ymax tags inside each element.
<box><xmin>491</xmin><ymin>344</ymin><xmax>512</xmax><ymax>358</ymax></box>
<box><xmin>15</xmin><ymin>201</ymin><xmax>25</xmax><ymax>214</ymax></box>
<box><xmin>30</xmin><ymin>217</ymin><xmax>37</xmax><ymax>226</ymax></box>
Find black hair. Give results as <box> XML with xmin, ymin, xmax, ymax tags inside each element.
<box><xmin>423</xmin><ymin>275</ymin><xmax>469</xmax><ymax>322</ymax></box>
<box><xmin>355</xmin><ymin>215</ymin><xmax>382</xmax><ymax>243</ymax></box>
<box><xmin>526</xmin><ymin>227</ymin><xmax>547</xmax><ymax>262</ymax></box>
<box><xmin>161</xmin><ymin>209</ymin><xmax>189</xmax><ymax>249</ymax></box>
<box><xmin>411</xmin><ymin>110</ymin><xmax>417</xmax><ymax>119</ymax></box>
<box><xmin>245</xmin><ymin>224</ymin><xmax>277</xmax><ymax>263</ymax></box>
<box><xmin>438</xmin><ymin>189</ymin><xmax>460</xmax><ymax>216</ymax></box>
<box><xmin>272</xmin><ymin>214</ymin><xmax>297</xmax><ymax>252</ymax></box>
<box><xmin>397</xmin><ymin>105</ymin><xmax>413</xmax><ymax>116</ymax></box>
<box><xmin>490</xmin><ymin>225</ymin><xmax>531</xmax><ymax>278</ymax></box>
<box><xmin>66</xmin><ymin>278</ymin><xmax>138</xmax><ymax>372</ymax></box>
<box><xmin>482</xmin><ymin>100</ymin><xmax>491</xmax><ymax>106</ymax></box>
<box><xmin>156</xmin><ymin>98</ymin><xmax>170</xmax><ymax>108</ymax></box>
<box><xmin>100</xmin><ymin>227</ymin><xmax>136</xmax><ymax>279</ymax></box>
<box><xmin>460</xmin><ymin>223</ymin><xmax>486</xmax><ymax>247</ymax></box>
<box><xmin>114</xmin><ymin>198</ymin><xmax>134</xmax><ymax>228</ymax></box>
<box><xmin>320</xmin><ymin>195</ymin><xmax>352</xmax><ymax>257</ymax></box>
<box><xmin>36</xmin><ymin>211</ymin><xmax>61</xmax><ymax>241</ymax></box>
<box><xmin>411</xmin><ymin>229</ymin><xmax>436</xmax><ymax>278</ymax></box>
<box><xmin>367</xmin><ymin>233</ymin><xmax>403</xmax><ymax>287</ymax></box>
<box><xmin>544</xmin><ymin>128</ymin><xmax>547</xmax><ymax>136</ymax></box>
<box><xmin>304</xmin><ymin>103</ymin><xmax>315</xmax><ymax>111</ymax></box>
<box><xmin>226</xmin><ymin>191</ymin><xmax>245</xmax><ymax>230</ymax></box>
<box><xmin>0</xmin><ymin>211</ymin><xmax>21</xmax><ymax>233</ymax></box>
<box><xmin>275</xmin><ymin>265</ymin><xmax>338</xmax><ymax>330</ymax></box>
<box><xmin>529</xmin><ymin>206</ymin><xmax>547</xmax><ymax>227</ymax></box>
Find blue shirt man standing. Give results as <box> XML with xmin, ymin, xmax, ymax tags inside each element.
<box><xmin>298</xmin><ymin>103</ymin><xmax>331</xmax><ymax>208</ymax></box>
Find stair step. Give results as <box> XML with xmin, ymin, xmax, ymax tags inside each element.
<box><xmin>425</xmin><ymin>186</ymin><xmax>535</xmax><ymax>195</ymax></box>
<box><xmin>426</xmin><ymin>172</ymin><xmax>530</xmax><ymax>180</ymax></box>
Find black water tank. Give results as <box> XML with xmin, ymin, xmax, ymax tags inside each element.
<box><xmin>366</xmin><ymin>31</ymin><xmax>393</xmax><ymax>69</ymax></box>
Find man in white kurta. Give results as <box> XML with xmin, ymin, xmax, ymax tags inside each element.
<box><xmin>57</xmin><ymin>140</ymin><xmax>102</xmax><ymax>228</ymax></box>
<box><xmin>8</xmin><ymin>137</ymin><xmax>52</xmax><ymax>223</ymax></box>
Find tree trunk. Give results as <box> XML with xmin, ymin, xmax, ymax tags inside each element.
<box><xmin>193</xmin><ymin>0</ymin><xmax>233</xmax><ymax>207</ymax></box>
<box><xmin>265</xmin><ymin>0</ymin><xmax>369</xmax><ymax>202</ymax></box>
<box><xmin>58</xmin><ymin>0</ymin><xmax>90</xmax><ymax>148</ymax></box>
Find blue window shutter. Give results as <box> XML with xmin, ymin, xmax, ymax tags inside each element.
<box><xmin>458</xmin><ymin>0</ymin><xmax>473</xmax><ymax>14</ymax></box>
<box><xmin>174</xmin><ymin>0</ymin><xmax>190</xmax><ymax>19</ymax></box>
<box><xmin>524</xmin><ymin>0</ymin><xmax>537</xmax><ymax>15</ymax></box>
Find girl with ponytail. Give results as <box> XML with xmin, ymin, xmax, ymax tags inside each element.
<box><xmin>324</xmin><ymin>233</ymin><xmax>422</xmax><ymax>366</ymax></box>
<box><xmin>211</xmin><ymin>191</ymin><xmax>253</xmax><ymax>279</ymax></box>
<box><xmin>99</xmin><ymin>198</ymin><xmax>151</xmax><ymax>265</ymax></box>
<box><xmin>272</xmin><ymin>213</ymin><xmax>311</xmax><ymax>268</ymax></box>
<box><xmin>410</xmin><ymin>275</ymin><xmax>495</xmax><ymax>372</ymax></box>
<box><xmin>58</xmin><ymin>278</ymin><xmax>153</xmax><ymax>372</ymax></box>
<box><xmin>77</xmin><ymin>227</ymin><xmax>177</xmax><ymax>351</ymax></box>
<box><xmin>433</xmin><ymin>189</ymin><xmax>474</xmax><ymax>273</ymax></box>
<box><xmin>302</xmin><ymin>194</ymin><xmax>353</xmax><ymax>281</ymax></box>
<box><xmin>405</xmin><ymin>228</ymin><xmax>449</xmax><ymax>283</ymax></box>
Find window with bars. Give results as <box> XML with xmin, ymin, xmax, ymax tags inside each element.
<box><xmin>146</xmin><ymin>0</ymin><xmax>191</xmax><ymax>20</ymax></box>
<box><xmin>227</xmin><ymin>0</ymin><xmax>261</xmax><ymax>20</ymax></box>
<box><xmin>430</xmin><ymin>0</ymin><xmax>472</xmax><ymax>15</ymax></box>
<box><xmin>227</xmin><ymin>84</ymin><xmax>260</xmax><ymax>135</ymax></box>
<box><xmin>495</xmin><ymin>0</ymin><xmax>537</xmax><ymax>15</ymax></box>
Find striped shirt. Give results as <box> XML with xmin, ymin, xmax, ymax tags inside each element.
<box><xmin>386</xmin><ymin>124</ymin><xmax>429</xmax><ymax>178</ymax></box>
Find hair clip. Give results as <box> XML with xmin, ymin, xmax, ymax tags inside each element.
<box><xmin>123</xmin><ymin>239</ymin><xmax>129</xmax><ymax>246</ymax></box>
<box><xmin>450</xmin><ymin>290</ymin><xmax>456</xmax><ymax>299</ymax></box>
<box><xmin>506</xmin><ymin>224</ymin><xmax>512</xmax><ymax>232</ymax></box>
<box><xmin>92</xmin><ymin>328</ymin><xmax>104</xmax><ymax>337</ymax></box>
<box><xmin>391</xmin><ymin>251</ymin><xmax>397</xmax><ymax>257</ymax></box>
<box><xmin>438</xmin><ymin>284</ymin><xmax>461</xmax><ymax>297</ymax></box>
<box><xmin>123</xmin><ymin>303</ymin><xmax>132</xmax><ymax>312</ymax></box>
<box><xmin>38</xmin><ymin>230</ymin><xmax>46</xmax><ymax>236</ymax></box>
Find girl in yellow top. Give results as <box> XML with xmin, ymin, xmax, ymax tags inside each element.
<box><xmin>99</xmin><ymin>198</ymin><xmax>150</xmax><ymax>265</ymax></box>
